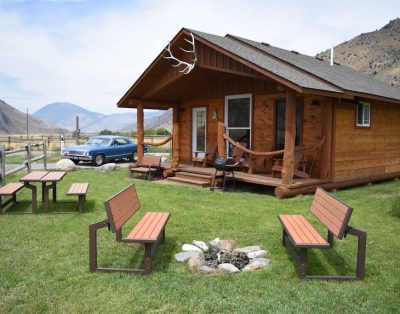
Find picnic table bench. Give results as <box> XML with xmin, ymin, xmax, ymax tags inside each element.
<box><xmin>0</xmin><ymin>183</ymin><xmax>25</xmax><ymax>214</ymax></box>
<box><xmin>89</xmin><ymin>184</ymin><xmax>170</xmax><ymax>275</ymax></box>
<box><xmin>67</xmin><ymin>183</ymin><xmax>89</xmax><ymax>212</ymax></box>
<box><xmin>130</xmin><ymin>155</ymin><xmax>162</xmax><ymax>180</ymax></box>
<box><xmin>278</xmin><ymin>187</ymin><xmax>367</xmax><ymax>280</ymax></box>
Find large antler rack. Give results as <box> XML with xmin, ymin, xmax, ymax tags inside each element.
<box><xmin>163</xmin><ymin>33</ymin><xmax>197</xmax><ymax>74</ymax></box>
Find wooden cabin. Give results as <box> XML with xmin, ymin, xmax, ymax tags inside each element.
<box><xmin>117</xmin><ymin>28</ymin><xmax>400</xmax><ymax>197</ymax></box>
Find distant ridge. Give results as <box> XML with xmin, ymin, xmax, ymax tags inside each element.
<box><xmin>0</xmin><ymin>99</ymin><xmax>59</xmax><ymax>134</ymax></box>
<box><xmin>317</xmin><ymin>18</ymin><xmax>400</xmax><ymax>87</ymax></box>
<box><xmin>34</xmin><ymin>102</ymin><xmax>163</xmax><ymax>132</ymax></box>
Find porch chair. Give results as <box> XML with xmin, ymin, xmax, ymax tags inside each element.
<box><xmin>271</xmin><ymin>145</ymin><xmax>315</xmax><ymax>179</ymax></box>
<box><xmin>192</xmin><ymin>142</ymin><xmax>217</xmax><ymax>167</ymax></box>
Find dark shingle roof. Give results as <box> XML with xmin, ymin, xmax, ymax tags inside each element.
<box><xmin>188</xmin><ymin>29</ymin><xmax>400</xmax><ymax>102</ymax></box>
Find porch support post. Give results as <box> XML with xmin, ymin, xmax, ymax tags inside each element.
<box><xmin>320</xmin><ymin>98</ymin><xmax>334</xmax><ymax>180</ymax></box>
<box><xmin>172</xmin><ymin>105</ymin><xmax>180</xmax><ymax>168</ymax></box>
<box><xmin>137</xmin><ymin>104</ymin><xmax>144</xmax><ymax>163</ymax></box>
<box><xmin>217</xmin><ymin>122</ymin><xmax>226</xmax><ymax>158</ymax></box>
<box><xmin>281</xmin><ymin>90</ymin><xmax>296</xmax><ymax>185</ymax></box>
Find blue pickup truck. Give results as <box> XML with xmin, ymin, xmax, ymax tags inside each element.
<box><xmin>62</xmin><ymin>135</ymin><xmax>147</xmax><ymax>166</ymax></box>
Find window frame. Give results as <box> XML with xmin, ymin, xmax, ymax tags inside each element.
<box><xmin>224</xmin><ymin>94</ymin><xmax>252</xmax><ymax>154</ymax></box>
<box><xmin>355</xmin><ymin>101</ymin><xmax>371</xmax><ymax>128</ymax></box>
<box><xmin>192</xmin><ymin>106</ymin><xmax>207</xmax><ymax>154</ymax></box>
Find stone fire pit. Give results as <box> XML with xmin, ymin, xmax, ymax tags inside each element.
<box><xmin>175</xmin><ymin>238</ymin><xmax>271</xmax><ymax>274</ymax></box>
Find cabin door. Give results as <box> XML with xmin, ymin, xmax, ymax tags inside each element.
<box><xmin>275</xmin><ymin>99</ymin><xmax>303</xmax><ymax>150</ymax></box>
<box><xmin>192</xmin><ymin>107</ymin><xmax>207</xmax><ymax>155</ymax></box>
<box><xmin>225</xmin><ymin>94</ymin><xmax>252</xmax><ymax>156</ymax></box>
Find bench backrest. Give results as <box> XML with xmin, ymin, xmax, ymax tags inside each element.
<box><xmin>310</xmin><ymin>187</ymin><xmax>353</xmax><ymax>239</ymax></box>
<box><xmin>104</xmin><ymin>185</ymin><xmax>140</xmax><ymax>233</ymax></box>
<box><xmin>140</xmin><ymin>155</ymin><xmax>161</xmax><ymax>167</ymax></box>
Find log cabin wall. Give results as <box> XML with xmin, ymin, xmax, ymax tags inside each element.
<box><xmin>334</xmin><ymin>100</ymin><xmax>400</xmax><ymax>179</ymax></box>
<box><xmin>178</xmin><ymin>89</ymin><xmax>326</xmax><ymax>176</ymax></box>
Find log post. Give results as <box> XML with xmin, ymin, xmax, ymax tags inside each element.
<box><xmin>172</xmin><ymin>105</ymin><xmax>180</xmax><ymax>168</ymax></box>
<box><xmin>137</xmin><ymin>104</ymin><xmax>144</xmax><ymax>163</ymax></box>
<box><xmin>281</xmin><ymin>90</ymin><xmax>296</xmax><ymax>185</ymax></box>
<box><xmin>0</xmin><ymin>144</ymin><xmax>5</xmax><ymax>187</ymax></box>
<box><xmin>217</xmin><ymin>122</ymin><xmax>226</xmax><ymax>158</ymax></box>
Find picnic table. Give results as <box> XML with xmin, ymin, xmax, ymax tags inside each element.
<box><xmin>20</xmin><ymin>171</ymin><xmax>66</xmax><ymax>213</ymax></box>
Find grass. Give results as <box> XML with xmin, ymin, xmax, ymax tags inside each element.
<box><xmin>0</xmin><ymin>170</ymin><xmax>399</xmax><ymax>313</ymax></box>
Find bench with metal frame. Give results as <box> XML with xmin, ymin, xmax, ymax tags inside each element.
<box><xmin>278</xmin><ymin>187</ymin><xmax>367</xmax><ymax>280</ymax></box>
<box><xmin>89</xmin><ymin>184</ymin><xmax>170</xmax><ymax>275</ymax></box>
<box><xmin>0</xmin><ymin>183</ymin><xmax>25</xmax><ymax>214</ymax></box>
<box><xmin>67</xmin><ymin>183</ymin><xmax>89</xmax><ymax>213</ymax></box>
<box><xmin>130</xmin><ymin>155</ymin><xmax>162</xmax><ymax>180</ymax></box>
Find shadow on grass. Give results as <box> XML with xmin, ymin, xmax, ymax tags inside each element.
<box><xmin>0</xmin><ymin>199</ymin><xmax>96</xmax><ymax>214</ymax></box>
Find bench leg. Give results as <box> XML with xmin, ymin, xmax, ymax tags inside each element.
<box><xmin>77</xmin><ymin>195</ymin><xmax>85</xmax><ymax>213</ymax></box>
<box><xmin>24</xmin><ymin>183</ymin><xmax>37</xmax><ymax>214</ymax></box>
<box><xmin>0</xmin><ymin>195</ymin><xmax>2</xmax><ymax>214</ymax></box>
<box><xmin>52</xmin><ymin>182</ymin><xmax>57</xmax><ymax>202</ymax></box>
<box><xmin>282</xmin><ymin>229</ymin><xmax>287</xmax><ymax>246</ymax></box>
<box><xmin>143</xmin><ymin>243</ymin><xmax>153</xmax><ymax>275</ymax></box>
<box><xmin>89</xmin><ymin>220</ymin><xmax>109</xmax><ymax>272</ymax></box>
<box><xmin>298</xmin><ymin>248</ymin><xmax>308</xmax><ymax>278</ymax></box>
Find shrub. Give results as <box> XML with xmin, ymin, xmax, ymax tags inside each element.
<box><xmin>389</xmin><ymin>197</ymin><xmax>400</xmax><ymax>218</ymax></box>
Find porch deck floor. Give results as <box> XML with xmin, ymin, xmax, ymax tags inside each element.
<box><xmin>164</xmin><ymin>164</ymin><xmax>328</xmax><ymax>189</ymax></box>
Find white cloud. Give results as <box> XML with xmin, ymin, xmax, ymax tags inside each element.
<box><xmin>0</xmin><ymin>0</ymin><xmax>398</xmax><ymax>114</ymax></box>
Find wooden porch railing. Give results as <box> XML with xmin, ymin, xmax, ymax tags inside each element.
<box><xmin>142</xmin><ymin>135</ymin><xmax>173</xmax><ymax>146</ymax></box>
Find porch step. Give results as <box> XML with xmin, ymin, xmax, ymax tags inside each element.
<box><xmin>175</xmin><ymin>171</ymin><xmax>213</xmax><ymax>181</ymax></box>
<box><xmin>168</xmin><ymin>171</ymin><xmax>213</xmax><ymax>187</ymax></box>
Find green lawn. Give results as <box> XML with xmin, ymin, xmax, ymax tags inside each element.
<box><xmin>0</xmin><ymin>170</ymin><xmax>399</xmax><ymax>313</ymax></box>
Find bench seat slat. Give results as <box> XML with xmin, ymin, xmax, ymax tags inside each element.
<box><xmin>125</xmin><ymin>212</ymin><xmax>170</xmax><ymax>242</ymax></box>
<box><xmin>0</xmin><ymin>183</ymin><xmax>24</xmax><ymax>195</ymax></box>
<box><xmin>67</xmin><ymin>183</ymin><xmax>89</xmax><ymax>195</ymax></box>
<box><xmin>279</xmin><ymin>214</ymin><xmax>329</xmax><ymax>248</ymax></box>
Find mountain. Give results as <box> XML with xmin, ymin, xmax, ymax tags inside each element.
<box><xmin>34</xmin><ymin>102</ymin><xmax>105</xmax><ymax>131</ymax></box>
<box><xmin>317</xmin><ymin>18</ymin><xmax>400</xmax><ymax>87</ymax></box>
<box><xmin>0</xmin><ymin>99</ymin><xmax>59</xmax><ymax>134</ymax></box>
<box><xmin>34</xmin><ymin>102</ymin><xmax>163</xmax><ymax>133</ymax></box>
<box><xmin>144</xmin><ymin>109</ymin><xmax>172</xmax><ymax>131</ymax></box>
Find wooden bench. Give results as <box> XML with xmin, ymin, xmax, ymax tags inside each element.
<box><xmin>67</xmin><ymin>183</ymin><xmax>89</xmax><ymax>212</ymax></box>
<box><xmin>0</xmin><ymin>183</ymin><xmax>25</xmax><ymax>214</ymax></box>
<box><xmin>130</xmin><ymin>155</ymin><xmax>162</xmax><ymax>180</ymax></box>
<box><xmin>89</xmin><ymin>184</ymin><xmax>170</xmax><ymax>275</ymax></box>
<box><xmin>278</xmin><ymin>187</ymin><xmax>367</xmax><ymax>280</ymax></box>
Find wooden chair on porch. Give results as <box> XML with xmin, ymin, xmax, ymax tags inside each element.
<box><xmin>271</xmin><ymin>145</ymin><xmax>314</xmax><ymax>179</ymax></box>
<box><xmin>193</xmin><ymin>142</ymin><xmax>217</xmax><ymax>167</ymax></box>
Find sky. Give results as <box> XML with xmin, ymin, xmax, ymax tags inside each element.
<box><xmin>0</xmin><ymin>0</ymin><xmax>399</xmax><ymax>114</ymax></box>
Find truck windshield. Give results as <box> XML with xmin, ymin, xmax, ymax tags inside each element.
<box><xmin>86</xmin><ymin>138</ymin><xmax>112</xmax><ymax>146</ymax></box>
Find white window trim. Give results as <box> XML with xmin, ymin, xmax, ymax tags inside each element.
<box><xmin>224</xmin><ymin>94</ymin><xmax>252</xmax><ymax>153</ymax></box>
<box><xmin>356</xmin><ymin>101</ymin><xmax>371</xmax><ymax>127</ymax></box>
<box><xmin>192</xmin><ymin>107</ymin><xmax>207</xmax><ymax>154</ymax></box>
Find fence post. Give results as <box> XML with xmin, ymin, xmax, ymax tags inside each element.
<box><xmin>0</xmin><ymin>144</ymin><xmax>5</xmax><ymax>187</ymax></box>
<box><xmin>27</xmin><ymin>143</ymin><xmax>32</xmax><ymax>173</ymax></box>
<box><xmin>43</xmin><ymin>140</ymin><xmax>48</xmax><ymax>170</ymax></box>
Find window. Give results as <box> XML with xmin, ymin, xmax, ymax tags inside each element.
<box><xmin>356</xmin><ymin>102</ymin><xmax>371</xmax><ymax>127</ymax></box>
<box><xmin>192</xmin><ymin>107</ymin><xmax>207</xmax><ymax>153</ymax></box>
<box><xmin>115</xmin><ymin>138</ymin><xmax>128</xmax><ymax>145</ymax></box>
<box><xmin>225</xmin><ymin>94</ymin><xmax>252</xmax><ymax>155</ymax></box>
<box><xmin>275</xmin><ymin>99</ymin><xmax>303</xmax><ymax>150</ymax></box>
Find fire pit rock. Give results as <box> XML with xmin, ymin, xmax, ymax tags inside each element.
<box><xmin>175</xmin><ymin>238</ymin><xmax>271</xmax><ymax>274</ymax></box>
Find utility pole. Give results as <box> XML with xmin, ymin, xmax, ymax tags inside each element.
<box><xmin>26</xmin><ymin>109</ymin><xmax>29</xmax><ymax>142</ymax></box>
<box><xmin>76</xmin><ymin>116</ymin><xmax>80</xmax><ymax>145</ymax></box>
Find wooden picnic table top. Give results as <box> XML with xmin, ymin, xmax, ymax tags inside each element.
<box><xmin>40</xmin><ymin>171</ymin><xmax>67</xmax><ymax>182</ymax></box>
<box><xmin>20</xmin><ymin>171</ymin><xmax>49</xmax><ymax>182</ymax></box>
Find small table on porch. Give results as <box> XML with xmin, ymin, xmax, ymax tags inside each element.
<box><xmin>40</xmin><ymin>172</ymin><xmax>67</xmax><ymax>212</ymax></box>
<box><xmin>19</xmin><ymin>171</ymin><xmax>49</xmax><ymax>214</ymax></box>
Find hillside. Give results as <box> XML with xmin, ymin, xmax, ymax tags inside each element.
<box><xmin>0</xmin><ymin>99</ymin><xmax>59</xmax><ymax>134</ymax></box>
<box><xmin>143</xmin><ymin>109</ymin><xmax>172</xmax><ymax>131</ymax></box>
<box><xmin>317</xmin><ymin>18</ymin><xmax>400</xmax><ymax>87</ymax></box>
<box><xmin>34</xmin><ymin>102</ymin><xmax>163</xmax><ymax>132</ymax></box>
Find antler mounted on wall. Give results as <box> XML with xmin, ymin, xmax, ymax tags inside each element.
<box><xmin>163</xmin><ymin>33</ymin><xmax>197</xmax><ymax>74</ymax></box>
